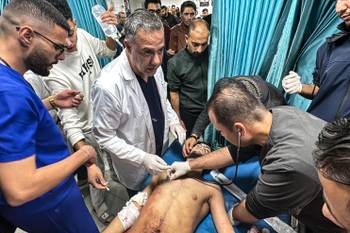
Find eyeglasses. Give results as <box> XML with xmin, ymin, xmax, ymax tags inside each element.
<box><xmin>16</xmin><ymin>26</ymin><xmax>68</xmax><ymax>55</ymax></box>
<box><xmin>148</xmin><ymin>9</ymin><xmax>161</xmax><ymax>14</ymax></box>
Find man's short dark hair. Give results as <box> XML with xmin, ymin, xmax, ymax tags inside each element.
<box><xmin>207</xmin><ymin>78</ymin><xmax>265</xmax><ymax>129</ymax></box>
<box><xmin>2</xmin><ymin>0</ymin><xmax>69</xmax><ymax>32</ymax></box>
<box><xmin>181</xmin><ymin>1</ymin><xmax>196</xmax><ymax>13</ymax></box>
<box><xmin>44</xmin><ymin>0</ymin><xmax>73</xmax><ymax>20</ymax></box>
<box><xmin>161</xmin><ymin>5</ymin><xmax>168</xmax><ymax>10</ymax></box>
<box><xmin>313</xmin><ymin>118</ymin><xmax>350</xmax><ymax>186</ymax></box>
<box><xmin>144</xmin><ymin>0</ymin><xmax>162</xmax><ymax>9</ymax></box>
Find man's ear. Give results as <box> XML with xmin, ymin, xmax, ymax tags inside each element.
<box><xmin>233</xmin><ymin>122</ymin><xmax>245</xmax><ymax>136</ymax></box>
<box><xmin>17</xmin><ymin>26</ymin><xmax>34</xmax><ymax>48</ymax></box>
<box><xmin>124</xmin><ymin>39</ymin><xmax>131</xmax><ymax>52</ymax></box>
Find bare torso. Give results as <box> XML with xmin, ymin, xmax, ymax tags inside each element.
<box><xmin>129</xmin><ymin>177</ymin><xmax>218</xmax><ymax>233</ymax></box>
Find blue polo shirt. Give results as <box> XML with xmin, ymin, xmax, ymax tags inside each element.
<box><xmin>0</xmin><ymin>64</ymin><xmax>75</xmax><ymax>213</ymax></box>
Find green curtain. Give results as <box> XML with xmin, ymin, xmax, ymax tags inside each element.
<box><xmin>68</xmin><ymin>0</ymin><xmax>112</xmax><ymax>66</ymax></box>
<box><xmin>206</xmin><ymin>0</ymin><xmax>340</xmax><ymax>145</ymax></box>
<box><xmin>263</xmin><ymin>0</ymin><xmax>340</xmax><ymax>110</ymax></box>
<box><xmin>0</xmin><ymin>0</ymin><xmax>10</xmax><ymax>13</ymax></box>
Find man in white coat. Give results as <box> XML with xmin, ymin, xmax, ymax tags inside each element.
<box><xmin>92</xmin><ymin>9</ymin><xmax>186</xmax><ymax>194</ymax></box>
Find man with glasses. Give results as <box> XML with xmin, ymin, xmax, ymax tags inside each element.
<box><xmin>42</xmin><ymin>0</ymin><xmax>119</xmax><ymax>224</ymax></box>
<box><xmin>0</xmin><ymin>0</ymin><xmax>99</xmax><ymax>232</ymax></box>
<box><xmin>168</xmin><ymin>1</ymin><xmax>197</xmax><ymax>55</ymax></box>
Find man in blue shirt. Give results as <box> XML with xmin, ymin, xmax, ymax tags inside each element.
<box><xmin>282</xmin><ymin>0</ymin><xmax>350</xmax><ymax>122</ymax></box>
<box><xmin>0</xmin><ymin>1</ymin><xmax>101</xmax><ymax>232</ymax></box>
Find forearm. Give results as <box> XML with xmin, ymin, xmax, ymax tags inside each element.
<box><xmin>106</xmin><ymin>37</ymin><xmax>117</xmax><ymax>51</ymax></box>
<box><xmin>59</xmin><ymin>108</ymin><xmax>85</xmax><ymax>146</ymax></box>
<box><xmin>74</xmin><ymin>139</ymin><xmax>86</xmax><ymax>151</ymax></box>
<box><xmin>0</xmin><ymin>150</ymin><xmax>90</xmax><ymax>206</ymax></box>
<box><xmin>189</xmin><ymin>147</ymin><xmax>233</xmax><ymax>170</ymax></box>
<box><xmin>191</xmin><ymin>107</ymin><xmax>210</xmax><ymax>136</ymax></box>
<box><xmin>170</xmin><ymin>91</ymin><xmax>181</xmax><ymax>118</ymax></box>
<box><xmin>42</xmin><ymin>95</ymin><xmax>56</xmax><ymax>111</ymax></box>
<box><xmin>94</xmin><ymin>129</ymin><xmax>146</xmax><ymax>165</ymax></box>
<box><xmin>299</xmin><ymin>83</ymin><xmax>319</xmax><ymax>99</ymax></box>
<box><xmin>102</xmin><ymin>217</ymin><xmax>124</xmax><ymax>233</ymax></box>
<box><xmin>232</xmin><ymin>199</ymin><xmax>257</xmax><ymax>224</ymax></box>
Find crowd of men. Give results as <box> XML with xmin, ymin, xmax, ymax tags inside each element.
<box><xmin>0</xmin><ymin>0</ymin><xmax>350</xmax><ymax>233</ymax></box>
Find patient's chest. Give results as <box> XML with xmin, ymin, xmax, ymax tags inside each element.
<box><xmin>130</xmin><ymin>178</ymin><xmax>210</xmax><ymax>233</ymax></box>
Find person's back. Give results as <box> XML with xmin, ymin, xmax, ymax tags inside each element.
<box><xmin>129</xmin><ymin>177</ymin><xmax>229</xmax><ymax>233</ymax></box>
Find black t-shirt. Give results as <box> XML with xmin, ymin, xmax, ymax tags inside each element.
<box><xmin>167</xmin><ymin>48</ymin><xmax>208</xmax><ymax>114</ymax></box>
<box><xmin>136</xmin><ymin>75</ymin><xmax>165</xmax><ymax>156</ymax></box>
<box><xmin>229</xmin><ymin>106</ymin><xmax>342</xmax><ymax>232</ymax></box>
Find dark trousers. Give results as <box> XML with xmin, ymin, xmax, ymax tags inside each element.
<box><xmin>180</xmin><ymin>107</ymin><xmax>201</xmax><ymax>138</ymax></box>
<box><xmin>0</xmin><ymin>215</ymin><xmax>16</xmax><ymax>233</ymax></box>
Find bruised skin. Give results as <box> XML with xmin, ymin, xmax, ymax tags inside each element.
<box><xmin>128</xmin><ymin>177</ymin><xmax>216</xmax><ymax>233</ymax></box>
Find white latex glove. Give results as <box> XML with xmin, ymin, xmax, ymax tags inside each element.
<box><xmin>169</xmin><ymin>123</ymin><xmax>186</xmax><ymax>145</ymax></box>
<box><xmin>281</xmin><ymin>71</ymin><xmax>302</xmax><ymax>94</ymax></box>
<box><xmin>142</xmin><ymin>153</ymin><xmax>170</xmax><ymax>175</ymax></box>
<box><xmin>169</xmin><ymin>161</ymin><xmax>191</xmax><ymax>180</ymax></box>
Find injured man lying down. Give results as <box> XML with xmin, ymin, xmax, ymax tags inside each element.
<box><xmin>102</xmin><ymin>143</ymin><xmax>235</xmax><ymax>233</ymax></box>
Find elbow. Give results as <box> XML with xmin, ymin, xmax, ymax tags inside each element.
<box><xmin>4</xmin><ymin>190</ymin><xmax>32</xmax><ymax>207</ymax></box>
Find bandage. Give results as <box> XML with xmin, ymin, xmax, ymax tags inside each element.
<box><xmin>117</xmin><ymin>192</ymin><xmax>148</xmax><ymax>230</ymax></box>
<box><xmin>117</xmin><ymin>201</ymin><xmax>140</xmax><ymax>230</ymax></box>
<box><xmin>228</xmin><ymin>204</ymin><xmax>240</xmax><ymax>226</ymax></box>
<box><xmin>129</xmin><ymin>191</ymin><xmax>148</xmax><ymax>207</ymax></box>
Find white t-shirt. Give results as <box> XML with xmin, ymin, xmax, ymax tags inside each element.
<box><xmin>44</xmin><ymin>28</ymin><xmax>116</xmax><ymax>146</ymax></box>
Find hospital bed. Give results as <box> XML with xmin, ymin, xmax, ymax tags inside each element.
<box><xmin>143</xmin><ymin>141</ymin><xmax>295</xmax><ymax>233</ymax></box>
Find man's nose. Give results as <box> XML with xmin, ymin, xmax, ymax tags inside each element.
<box><xmin>152</xmin><ymin>53</ymin><xmax>163</xmax><ymax>66</ymax></box>
<box><xmin>66</xmin><ymin>38</ymin><xmax>73</xmax><ymax>48</ymax></box>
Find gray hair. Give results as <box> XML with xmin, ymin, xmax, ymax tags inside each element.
<box><xmin>124</xmin><ymin>9</ymin><xmax>163</xmax><ymax>42</ymax></box>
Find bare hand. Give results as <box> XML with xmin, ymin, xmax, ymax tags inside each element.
<box><xmin>87</xmin><ymin>164</ymin><xmax>108</xmax><ymax>190</ymax></box>
<box><xmin>79</xmin><ymin>145</ymin><xmax>97</xmax><ymax>166</ymax></box>
<box><xmin>100</xmin><ymin>5</ymin><xmax>117</xmax><ymax>25</ymax></box>
<box><xmin>54</xmin><ymin>90</ymin><xmax>83</xmax><ymax>108</ymax></box>
<box><xmin>182</xmin><ymin>137</ymin><xmax>197</xmax><ymax>158</ymax></box>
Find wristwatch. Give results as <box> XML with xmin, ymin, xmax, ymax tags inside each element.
<box><xmin>48</xmin><ymin>95</ymin><xmax>58</xmax><ymax>109</ymax></box>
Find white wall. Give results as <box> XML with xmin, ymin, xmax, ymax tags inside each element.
<box><xmin>107</xmin><ymin>0</ymin><xmax>212</xmax><ymax>14</ymax></box>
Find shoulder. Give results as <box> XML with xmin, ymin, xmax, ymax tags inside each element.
<box><xmin>171</xmin><ymin>23</ymin><xmax>182</xmax><ymax>32</ymax></box>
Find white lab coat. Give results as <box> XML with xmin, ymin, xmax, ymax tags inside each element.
<box><xmin>92</xmin><ymin>50</ymin><xmax>179</xmax><ymax>190</ymax></box>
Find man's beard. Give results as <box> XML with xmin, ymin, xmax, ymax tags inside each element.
<box><xmin>25</xmin><ymin>48</ymin><xmax>52</xmax><ymax>76</ymax></box>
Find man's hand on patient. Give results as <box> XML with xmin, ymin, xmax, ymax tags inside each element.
<box><xmin>142</xmin><ymin>154</ymin><xmax>170</xmax><ymax>175</ymax></box>
<box><xmin>169</xmin><ymin>161</ymin><xmax>191</xmax><ymax>180</ymax></box>
<box><xmin>182</xmin><ymin>136</ymin><xmax>197</xmax><ymax>157</ymax></box>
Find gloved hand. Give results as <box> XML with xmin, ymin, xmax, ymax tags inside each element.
<box><xmin>142</xmin><ymin>153</ymin><xmax>170</xmax><ymax>175</ymax></box>
<box><xmin>281</xmin><ymin>71</ymin><xmax>302</xmax><ymax>94</ymax></box>
<box><xmin>169</xmin><ymin>161</ymin><xmax>191</xmax><ymax>180</ymax></box>
<box><xmin>169</xmin><ymin>123</ymin><xmax>186</xmax><ymax>145</ymax></box>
